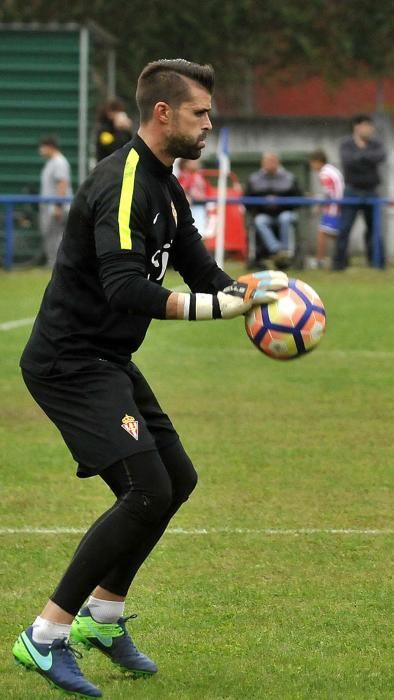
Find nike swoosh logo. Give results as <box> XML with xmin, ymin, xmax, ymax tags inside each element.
<box><xmin>21</xmin><ymin>632</ymin><xmax>53</xmax><ymax>671</ymax></box>
<box><xmin>153</xmin><ymin>212</ymin><xmax>160</xmax><ymax>224</ymax></box>
<box><xmin>84</xmin><ymin>619</ymin><xmax>113</xmax><ymax>647</ymax></box>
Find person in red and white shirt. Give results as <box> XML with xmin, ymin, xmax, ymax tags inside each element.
<box><xmin>309</xmin><ymin>150</ymin><xmax>344</xmax><ymax>266</ymax></box>
<box><xmin>177</xmin><ymin>158</ymin><xmax>208</xmax><ymax>233</ymax></box>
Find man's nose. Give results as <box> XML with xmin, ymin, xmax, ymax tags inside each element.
<box><xmin>203</xmin><ymin>114</ymin><xmax>212</xmax><ymax>131</ymax></box>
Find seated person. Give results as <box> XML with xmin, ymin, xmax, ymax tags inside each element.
<box><xmin>245</xmin><ymin>152</ymin><xmax>302</xmax><ymax>265</ymax></box>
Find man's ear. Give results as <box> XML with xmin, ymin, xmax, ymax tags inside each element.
<box><xmin>154</xmin><ymin>101</ymin><xmax>171</xmax><ymax>124</ymax></box>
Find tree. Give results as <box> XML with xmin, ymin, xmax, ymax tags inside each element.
<box><xmin>2</xmin><ymin>0</ymin><xmax>394</xmax><ymax>114</ymax></box>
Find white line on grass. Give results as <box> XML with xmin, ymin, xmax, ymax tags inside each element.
<box><xmin>2</xmin><ymin>315</ymin><xmax>394</xmax><ymax>359</ymax></box>
<box><xmin>0</xmin><ymin>287</ymin><xmax>187</xmax><ymax>332</ymax></box>
<box><xmin>0</xmin><ymin>527</ymin><xmax>392</xmax><ymax>536</ymax></box>
<box><xmin>2</xmin><ymin>312</ymin><xmax>376</xmax><ymax>360</ymax></box>
<box><xmin>0</xmin><ymin>317</ymin><xmax>35</xmax><ymax>331</ymax></box>
<box><xmin>321</xmin><ymin>350</ymin><xmax>394</xmax><ymax>359</ymax></box>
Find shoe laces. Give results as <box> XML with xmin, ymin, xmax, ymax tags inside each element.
<box><xmin>122</xmin><ymin>613</ymin><xmax>138</xmax><ymax>625</ymax></box>
<box><xmin>53</xmin><ymin>638</ymin><xmax>84</xmax><ymax>676</ymax></box>
<box><xmin>119</xmin><ymin>614</ymin><xmax>137</xmax><ymax>637</ymax></box>
<box><xmin>118</xmin><ymin>614</ymin><xmax>139</xmax><ymax>653</ymax></box>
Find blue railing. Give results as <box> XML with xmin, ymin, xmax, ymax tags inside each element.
<box><xmin>0</xmin><ymin>194</ymin><xmax>389</xmax><ymax>270</ymax></box>
<box><xmin>233</xmin><ymin>195</ymin><xmax>389</xmax><ymax>269</ymax></box>
<box><xmin>0</xmin><ymin>195</ymin><xmax>73</xmax><ymax>270</ymax></box>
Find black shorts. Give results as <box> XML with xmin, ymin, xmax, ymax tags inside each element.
<box><xmin>22</xmin><ymin>359</ymin><xmax>179</xmax><ymax>477</ymax></box>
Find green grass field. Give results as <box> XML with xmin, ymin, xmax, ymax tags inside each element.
<box><xmin>0</xmin><ymin>264</ymin><xmax>393</xmax><ymax>699</ymax></box>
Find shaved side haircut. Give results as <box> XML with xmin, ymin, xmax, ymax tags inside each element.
<box><xmin>136</xmin><ymin>59</ymin><xmax>214</xmax><ymax>123</ymax></box>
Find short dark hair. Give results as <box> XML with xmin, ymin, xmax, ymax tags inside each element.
<box><xmin>39</xmin><ymin>135</ymin><xmax>59</xmax><ymax>149</ymax></box>
<box><xmin>136</xmin><ymin>58</ymin><xmax>215</xmax><ymax>124</ymax></box>
<box><xmin>98</xmin><ymin>98</ymin><xmax>127</xmax><ymax>121</ymax></box>
<box><xmin>309</xmin><ymin>149</ymin><xmax>327</xmax><ymax>164</ymax></box>
<box><xmin>106</xmin><ymin>98</ymin><xmax>126</xmax><ymax>112</ymax></box>
<box><xmin>351</xmin><ymin>113</ymin><xmax>373</xmax><ymax>127</ymax></box>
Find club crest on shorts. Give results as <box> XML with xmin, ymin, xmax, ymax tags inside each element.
<box><xmin>121</xmin><ymin>414</ymin><xmax>139</xmax><ymax>440</ymax></box>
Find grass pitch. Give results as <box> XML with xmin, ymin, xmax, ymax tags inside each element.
<box><xmin>0</xmin><ymin>263</ymin><xmax>393</xmax><ymax>699</ymax></box>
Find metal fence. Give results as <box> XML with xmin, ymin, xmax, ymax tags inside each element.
<box><xmin>0</xmin><ymin>194</ymin><xmax>390</xmax><ymax>270</ymax></box>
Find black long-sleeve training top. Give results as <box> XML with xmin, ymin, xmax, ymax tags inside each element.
<box><xmin>21</xmin><ymin>135</ymin><xmax>232</xmax><ymax>374</ymax></box>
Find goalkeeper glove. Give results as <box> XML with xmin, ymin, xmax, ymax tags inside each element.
<box><xmin>180</xmin><ymin>270</ymin><xmax>288</xmax><ymax>320</ymax></box>
<box><xmin>218</xmin><ymin>270</ymin><xmax>288</xmax><ymax>318</ymax></box>
<box><xmin>223</xmin><ymin>270</ymin><xmax>288</xmax><ymax>304</ymax></box>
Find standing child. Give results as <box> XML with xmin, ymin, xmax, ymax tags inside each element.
<box><xmin>309</xmin><ymin>150</ymin><xmax>344</xmax><ymax>267</ymax></box>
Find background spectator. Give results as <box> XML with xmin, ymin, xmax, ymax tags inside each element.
<box><xmin>96</xmin><ymin>98</ymin><xmax>133</xmax><ymax>162</ymax></box>
<box><xmin>38</xmin><ymin>135</ymin><xmax>72</xmax><ymax>268</ymax></box>
<box><xmin>309</xmin><ymin>149</ymin><xmax>344</xmax><ymax>268</ymax></box>
<box><xmin>332</xmin><ymin>113</ymin><xmax>386</xmax><ymax>270</ymax></box>
<box><xmin>244</xmin><ymin>152</ymin><xmax>302</xmax><ymax>267</ymax></box>
<box><xmin>177</xmin><ymin>159</ymin><xmax>208</xmax><ymax>233</ymax></box>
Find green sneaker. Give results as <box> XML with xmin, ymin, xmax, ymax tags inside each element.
<box><xmin>13</xmin><ymin>625</ymin><xmax>102</xmax><ymax>697</ymax></box>
<box><xmin>70</xmin><ymin>608</ymin><xmax>157</xmax><ymax>678</ymax></box>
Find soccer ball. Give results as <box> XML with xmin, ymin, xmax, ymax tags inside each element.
<box><xmin>245</xmin><ymin>278</ymin><xmax>326</xmax><ymax>360</ymax></box>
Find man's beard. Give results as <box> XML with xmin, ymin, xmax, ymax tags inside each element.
<box><xmin>165</xmin><ymin>132</ymin><xmax>205</xmax><ymax>160</ymax></box>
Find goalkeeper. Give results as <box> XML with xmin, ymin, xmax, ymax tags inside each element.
<box><xmin>13</xmin><ymin>58</ymin><xmax>288</xmax><ymax>699</ymax></box>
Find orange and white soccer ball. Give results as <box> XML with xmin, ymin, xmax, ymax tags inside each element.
<box><xmin>245</xmin><ymin>278</ymin><xmax>326</xmax><ymax>360</ymax></box>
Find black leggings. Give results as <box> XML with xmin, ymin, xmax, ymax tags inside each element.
<box><xmin>51</xmin><ymin>440</ymin><xmax>197</xmax><ymax>615</ymax></box>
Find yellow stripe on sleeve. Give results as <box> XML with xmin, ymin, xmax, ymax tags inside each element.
<box><xmin>118</xmin><ymin>148</ymin><xmax>140</xmax><ymax>250</ymax></box>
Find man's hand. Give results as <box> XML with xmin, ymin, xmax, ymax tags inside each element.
<box><xmin>217</xmin><ymin>270</ymin><xmax>288</xmax><ymax>319</ymax></box>
<box><xmin>166</xmin><ymin>271</ymin><xmax>288</xmax><ymax>321</ymax></box>
<box><xmin>52</xmin><ymin>204</ymin><xmax>64</xmax><ymax>222</ymax></box>
<box><xmin>224</xmin><ymin>270</ymin><xmax>288</xmax><ymax>303</ymax></box>
<box><xmin>354</xmin><ymin>134</ymin><xmax>367</xmax><ymax>149</ymax></box>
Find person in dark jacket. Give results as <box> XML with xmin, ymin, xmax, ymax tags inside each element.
<box><xmin>332</xmin><ymin>113</ymin><xmax>386</xmax><ymax>270</ymax></box>
<box><xmin>96</xmin><ymin>98</ymin><xmax>133</xmax><ymax>162</ymax></box>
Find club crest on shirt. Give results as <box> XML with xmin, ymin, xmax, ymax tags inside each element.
<box><xmin>121</xmin><ymin>414</ymin><xmax>139</xmax><ymax>440</ymax></box>
<box><xmin>170</xmin><ymin>200</ymin><xmax>178</xmax><ymax>226</ymax></box>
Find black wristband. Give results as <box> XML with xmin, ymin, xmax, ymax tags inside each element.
<box><xmin>183</xmin><ymin>293</ymin><xmax>219</xmax><ymax>320</ymax></box>
<box><xmin>188</xmin><ymin>293</ymin><xmax>197</xmax><ymax>321</ymax></box>
<box><xmin>212</xmin><ymin>295</ymin><xmax>222</xmax><ymax>319</ymax></box>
